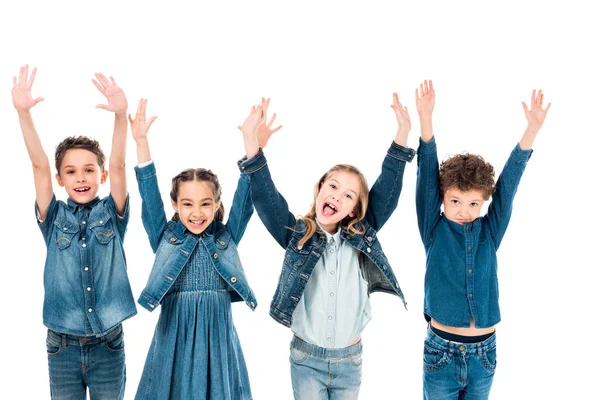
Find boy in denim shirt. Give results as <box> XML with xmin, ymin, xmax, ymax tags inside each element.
<box><xmin>12</xmin><ymin>65</ymin><xmax>137</xmax><ymax>399</ymax></box>
<box><xmin>415</xmin><ymin>80</ymin><xmax>550</xmax><ymax>399</ymax></box>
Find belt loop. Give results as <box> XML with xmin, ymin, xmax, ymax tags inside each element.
<box><xmin>61</xmin><ymin>333</ymin><xmax>67</xmax><ymax>348</ymax></box>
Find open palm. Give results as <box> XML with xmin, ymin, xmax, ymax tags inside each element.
<box><xmin>12</xmin><ymin>65</ymin><xmax>44</xmax><ymax>111</ymax></box>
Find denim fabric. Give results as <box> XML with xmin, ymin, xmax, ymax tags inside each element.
<box><xmin>238</xmin><ymin>142</ymin><xmax>414</xmax><ymax>327</ymax></box>
<box><xmin>36</xmin><ymin>194</ymin><xmax>137</xmax><ymax>336</ymax></box>
<box><xmin>423</xmin><ymin>325</ymin><xmax>496</xmax><ymax>399</ymax></box>
<box><xmin>290</xmin><ymin>336</ymin><xmax>363</xmax><ymax>400</ymax></box>
<box><xmin>416</xmin><ymin>137</ymin><xmax>533</xmax><ymax>328</ymax></box>
<box><xmin>46</xmin><ymin>325</ymin><xmax>126</xmax><ymax>399</ymax></box>
<box><xmin>134</xmin><ymin>162</ymin><xmax>257</xmax><ymax>312</ymax></box>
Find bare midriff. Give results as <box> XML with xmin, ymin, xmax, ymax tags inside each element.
<box><xmin>431</xmin><ymin>318</ymin><xmax>495</xmax><ymax>336</ymax></box>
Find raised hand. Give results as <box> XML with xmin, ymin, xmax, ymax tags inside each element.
<box><xmin>12</xmin><ymin>65</ymin><xmax>44</xmax><ymax>111</ymax></box>
<box><xmin>390</xmin><ymin>92</ymin><xmax>411</xmax><ymax>145</ymax></box>
<box><xmin>522</xmin><ymin>89</ymin><xmax>551</xmax><ymax>132</ymax></box>
<box><xmin>238</xmin><ymin>101</ymin><xmax>266</xmax><ymax>138</ymax></box>
<box><xmin>256</xmin><ymin>98</ymin><xmax>282</xmax><ymax>149</ymax></box>
<box><xmin>129</xmin><ymin>98</ymin><xmax>157</xmax><ymax>143</ymax></box>
<box><xmin>415</xmin><ymin>79</ymin><xmax>435</xmax><ymax>117</ymax></box>
<box><xmin>93</xmin><ymin>73</ymin><xmax>128</xmax><ymax>114</ymax></box>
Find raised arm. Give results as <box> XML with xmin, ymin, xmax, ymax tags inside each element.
<box><xmin>12</xmin><ymin>65</ymin><xmax>53</xmax><ymax>219</ymax></box>
<box><xmin>415</xmin><ymin>80</ymin><xmax>442</xmax><ymax>246</ymax></box>
<box><xmin>364</xmin><ymin>93</ymin><xmax>414</xmax><ymax>231</ymax></box>
<box><xmin>93</xmin><ymin>73</ymin><xmax>128</xmax><ymax>216</ymax></box>
<box><xmin>130</xmin><ymin>99</ymin><xmax>165</xmax><ymax>253</ymax></box>
<box><xmin>486</xmin><ymin>89</ymin><xmax>550</xmax><ymax>247</ymax></box>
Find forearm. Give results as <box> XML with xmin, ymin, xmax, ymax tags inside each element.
<box><xmin>519</xmin><ymin>126</ymin><xmax>539</xmax><ymax>150</ymax></box>
<box><xmin>243</xmin><ymin>133</ymin><xmax>260</xmax><ymax>159</ymax></box>
<box><xmin>135</xmin><ymin>137</ymin><xmax>152</xmax><ymax>164</ymax></box>
<box><xmin>419</xmin><ymin>115</ymin><xmax>434</xmax><ymax>143</ymax></box>
<box><xmin>109</xmin><ymin>113</ymin><xmax>128</xmax><ymax>170</ymax></box>
<box><xmin>18</xmin><ymin>110</ymin><xmax>50</xmax><ymax>169</ymax></box>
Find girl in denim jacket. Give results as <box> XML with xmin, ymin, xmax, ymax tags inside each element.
<box><xmin>130</xmin><ymin>99</ymin><xmax>266</xmax><ymax>400</ymax></box>
<box><xmin>238</xmin><ymin>97</ymin><xmax>415</xmax><ymax>399</ymax></box>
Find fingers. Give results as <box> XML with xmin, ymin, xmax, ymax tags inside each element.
<box><xmin>33</xmin><ymin>97</ymin><xmax>44</xmax><ymax>105</ymax></box>
<box><xmin>271</xmin><ymin>124</ymin><xmax>283</xmax><ymax>134</ymax></box>
<box><xmin>95</xmin><ymin>73</ymin><xmax>111</xmax><ymax>87</ymax></box>
<box><xmin>19</xmin><ymin>65</ymin><xmax>27</xmax><ymax>85</ymax></box>
<box><xmin>92</xmin><ymin>78</ymin><xmax>104</xmax><ymax>93</ymax></box>
<box><xmin>28</xmin><ymin>67</ymin><xmax>38</xmax><ymax>87</ymax></box>
<box><xmin>96</xmin><ymin>104</ymin><xmax>109</xmax><ymax>110</ymax></box>
<box><xmin>128</xmin><ymin>114</ymin><xmax>134</xmax><ymax>124</ymax></box>
<box><xmin>544</xmin><ymin>102</ymin><xmax>552</xmax><ymax>113</ymax></box>
<box><xmin>522</xmin><ymin>101</ymin><xmax>529</xmax><ymax>114</ymax></box>
<box><xmin>141</xmin><ymin>98</ymin><xmax>147</xmax><ymax>116</ymax></box>
<box><xmin>148</xmin><ymin>116</ymin><xmax>158</xmax><ymax>127</ymax></box>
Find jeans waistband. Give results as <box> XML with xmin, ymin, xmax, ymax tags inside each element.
<box><xmin>426</xmin><ymin>324</ymin><xmax>495</xmax><ymax>354</ymax></box>
<box><xmin>291</xmin><ymin>336</ymin><xmax>362</xmax><ymax>359</ymax></box>
<box><xmin>50</xmin><ymin>325</ymin><xmax>122</xmax><ymax>347</ymax></box>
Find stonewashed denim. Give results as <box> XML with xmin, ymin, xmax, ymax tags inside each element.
<box><xmin>423</xmin><ymin>325</ymin><xmax>496</xmax><ymax>399</ymax></box>
<box><xmin>134</xmin><ymin>162</ymin><xmax>257</xmax><ymax>312</ymax></box>
<box><xmin>416</xmin><ymin>137</ymin><xmax>533</xmax><ymax>328</ymax></box>
<box><xmin>36</xmin><ymin>194</ymin><xmax>137</xmax><ymax>336</ymax></box>
<box><xmin>238</xmin><ymin>142</ymin><xmax>415</xmax><ymax>328</ymax></box>
<box><xmin>46</xmin><ymin>325</ymin><xmax>126</xmax><ymax>399</ymax></box>
<box><xmin>290</xmin><ymin>336</ymin><xmax>363</xmax><ymax>400</ymax></box>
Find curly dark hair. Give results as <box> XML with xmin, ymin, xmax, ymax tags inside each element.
<box><xmin>439</xmin><ymin>153</ymin><xmax>496</xmax><ymax>200</ymax></box>
<box><xmin>55</xmin><ymin>136</ymin><xmax>105</xmax><ymax>175</ymax></box>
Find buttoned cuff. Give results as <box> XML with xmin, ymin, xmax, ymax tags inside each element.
<box><xmin>389</xmin><ymin>141</ymin><xmax>416</xmax><ymax>162</ymax></box>
<box><xmin>134</xmin><ymin>161</ymin><xmax>157</xmax><ymax>180</ymax></box>
<box><xmin>237</xmin><ymin>149</ymin><xmax>268</xmax><ymax>174</ymax></box>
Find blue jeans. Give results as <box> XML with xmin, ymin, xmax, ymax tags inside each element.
<box><xmin>46</xmin><ymin>325</ymin><xmax>126</xmax><ymax>400</ymax></box>
<box><xmin>290</xmin><ymin>336</ymin><xmax>362</xmax><ymax>400</ymax></box>
<box><xmin>423</xmin><ymin>325</ymin><xmax>497</xmax><ymax>400</ymax></box>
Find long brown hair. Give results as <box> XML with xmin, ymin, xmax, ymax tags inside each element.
<box><xmin>170</xmin><ymin>168</ymin><xmax>225</xmax><ymax>222</ymax></box>
<box><xmin>297</xmin><ymin>164</ymin><xmax>369</xmax><ymax>248</ymax></box>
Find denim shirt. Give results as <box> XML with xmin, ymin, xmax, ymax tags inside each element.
<box><xmin>135</xmin><ymin>162</ymin><xmax>257</xmax><ymax>312</ymax></box>
<box><xmin>36</xmin><ymin>194</ymin><xmax>137</xmax><ymax>337</ymax></box>
<box><xmin>238</xmin><ymin>142</ymin><xmax>415</xmax><ymax>328</ymax></box>
<box><xmin>416</xmin><ymin>137</ymin><xmax>533</xmax><ymax>328</ymax></box>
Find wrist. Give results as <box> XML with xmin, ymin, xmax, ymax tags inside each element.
<box><xmin>17</xmin><ymin>108</ymin><xmax>32</xmax><ymax>116</ymax></box>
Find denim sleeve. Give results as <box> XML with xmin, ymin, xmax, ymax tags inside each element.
<box><xmin>485</xmin><ymin>143</ymin><xmax>533</xmax><ymax>249</ymax></box>
<box><xmin>105</xmin><ymin>193</ymin><xmax>130</xmax><ymax>240</ymax></box>
<box><xmin>416</xmin><ymin>137</ymin><xmax>442</xmax><ymax>247</ymax></box>
<box><xmin>238</xmin><ymin>149</ymin><xmax>297</xmax><ymax>249</ymax></box>
<box><xmin>226</xmin><ymin>174</ymin><xmax>254</xmax><ymax>246</ymax></box>
<box><xmin>364</xmin><ymin>141</ymin><xmax>414</xmax><ymax>231</ymax></box>
<box><xmin>134</xmin><ymin>161</ymin><xmax>168</xmax><ymax>253</ymax></box>
<box><xmin>35</xmin><ymin>194</ymin><xmax>58</xmax><ymax>247</ymax></box>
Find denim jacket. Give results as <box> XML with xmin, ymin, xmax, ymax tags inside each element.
<box><xmin>416</xmin><ymin>137</ymin><xmax>533</xmax><ymax>328</ymax></box>
<box><xmin>135</xmin><ymin>162</ymin><xmax>257</xmax><ymax>312</ymax></box>
<box><xmin>238</xmin><ymin>142</ymin><xmax>415</xmax><ymax>327</ymax></box>
<box><xmin>36</xmin><ymin>194</ymin><xmax>137</xmax><ymax>337</ymax></box>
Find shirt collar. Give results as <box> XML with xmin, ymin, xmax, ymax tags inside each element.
<box><xmin>67</xmin><ymin>197</ymin><xmax>101</xmax><ymax>213</ymax></box>
<box><xmin>316</xmin><ymin>220</ymin><xmax>341</xmax><ymax>244</ymax></box>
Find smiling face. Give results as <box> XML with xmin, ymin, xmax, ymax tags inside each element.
<box><xmin>55</xmin><ymin>148</ymin><xmax>107</xmax><ymax>204</ymax></box>
<box><xmin>442</xmin><ymin>187</ymin><xmax>486</xmax><ymax>225</ymax></box>
<box><xmin>315</xmin><ymin>170</ymin><xmax>362</xmax><ymax>234</ymax></box>
<box><xmin>171</xmin><ymin>180</ymin><xmax>221</xmax><ymax>235</ymax></box>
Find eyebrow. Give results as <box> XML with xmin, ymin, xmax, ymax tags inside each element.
<box><xmin>63</xmin><ymin>164</ymin><xmax>96</xmax><ymax>169</ymax></box>
<box><xmin>180</xmin><ymin>198</ymin><xmax>214</xmax><ymax>202</ymax></box>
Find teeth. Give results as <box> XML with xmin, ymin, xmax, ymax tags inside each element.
<box><xmin>326</xmin><ymin>203</ymin><xmax>337</xmax><ymax>211</ymax></box>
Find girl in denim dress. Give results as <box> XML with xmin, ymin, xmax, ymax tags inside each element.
<box><xmin>130</xmin><ymin>99</ymin><xmax>265</xmax><ymax>400</ymax></box>
<box><xmin>238</xmin><ymin>97</ymin><xmax>415</xmax><ymax>399</ymax></box>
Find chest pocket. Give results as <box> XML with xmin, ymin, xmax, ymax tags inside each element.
<box><xmin>88</xmin><ymin>210</ymin><xmax>115</xmax><ymax>245</ymax></box>
<box><xmin>54</xmin><ymin>217</ymin><xmax>80</xmax><ymax>250</ymax></box>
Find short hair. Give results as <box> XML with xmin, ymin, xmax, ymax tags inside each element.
<box><xmin>55</xmin><ymin>136</ymin><xmax>106</xmax><ymax>175</ymax></box>
<box><xmin>439</xmin><ymin>153</ymin><xmax>496</xmax><ymax>200</ymax></box>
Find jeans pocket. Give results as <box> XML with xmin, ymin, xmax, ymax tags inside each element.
<box><xmin>479</xmin><ymin>346</ymin><xmax>497</xmax><ymax>372</ymax></box>
<box><xmin>423</xmin><ymin>344</ymin><xmax>450</xmax><ymax>373</ymax></box>
<box><xmin>348</xmin><ymin>350</ymin><xmax>363</xmax><ymax>367</ymax></box>
<box><xmin>104</xmin><ymin>327</ymin><xmax>125</xmax><ymax>352</ymax></box>
<box><xmin>46</xmin><ymin>330</ymin><xmax>63</xmax><ymax>356</ymax></box>
<box><xmin>289</xmin><ymin>347</ymin><xmax>310</xmax><ymax>365</ymax></box>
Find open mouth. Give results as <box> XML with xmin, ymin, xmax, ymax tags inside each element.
<box><xmin>189</xmin><ymin>219</ymin><xmax>206</xmax><ymax>228</ymax></box>
<box><xmin>321</xmin><ymin>202</ymin><xmax>338</xmax><ymax>217</ymax></box>
<box><xmin>74</xmin><ymin>187</ymin><xmax>91</xmax><ymax>193</ymax></box>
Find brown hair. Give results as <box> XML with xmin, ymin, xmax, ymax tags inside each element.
<box><xmin>439</xmin><ymin>153</ymin><xmax>495</xmax><ymax>200</ymax></box>
<box><xmin>297</xmin><ymin>164</ymin><xmax>369</xmax><ymax>248</ymax></box>
<box><xmin>170</xmin><ymin>168</ymin><xmax>225</xmax><ymax>222</ymax></box>
<box><xmin>55</xmin><ymin>136</ymin><xmax>106</xmax><ymax>175</ymax></box>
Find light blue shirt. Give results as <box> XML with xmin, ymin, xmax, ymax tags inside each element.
<box><xmin>291</xmin><ymin>225</ymin><xmax>372</xmax><ymax>348</ymax></box>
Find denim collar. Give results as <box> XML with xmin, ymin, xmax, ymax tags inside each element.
<box><xmin>67</xmin><ymin>197</ymin><xmax>101</xmax><ymax>213</ymax></box>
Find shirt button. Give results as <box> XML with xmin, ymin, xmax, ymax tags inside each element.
<box><xmin>330</xmin><ymin>270</ymin><xmax>334</xmax><ymax>275</ymax></box>
<box><xmin>84</xmin><ymin>267</ymin><xmax>89</xmax><ymax>271</ymax></box>
<box><xmin>82</xmin><ymin>221</ymin><xmax>86</xmax><ymax>225</ymax></box>
<box><xmin>213</xmin><ymin>253</ymin><xmax>218</xmax><ymax>259</ymax></box>
<box><xmin>327</xmin><ymin>337</ymin><xmax>331</xmax><ymax>341</ymax></box>
<box><xmin>329</xmin><ymin>249</ymin><xmax>334</xmax><ymax>254</ymax></box>
<box><xmin>328</xmin><ymin>316</ymin><xmax>333</xmax><ymax>320</ymax></box>
<box><xmin>330</xmin><ymin>292</ymin><xmax>334</xmax><ymax>297</ymax></box>
<box><xmin>469</xmin><ymin>293</ymin><xmax>473</xmax><ymax>298</ymax></box>
<box><xmin>468</xmin><ymin>269</ymin><xmax>472</xmax><ymax>273</ymax></box>
<box><xmin>88</xmin><ymin>308</ymin><xmax>93</xmax><ymax>313</ymax></box>
<box><xmin>87</xmin><ymin>287</ymin><xmax>91</xmax><ymax>291</ymax></box>
<box><xmin>231</xmin><ymin>277</ymin><xmax>237</xmax><ymax>283</ymax></box>
<box><xmin>468</xmin><ymin>246</ymin><xmax>472</xmax><ymax>251</ymax></box>
<box><xmin>366</xmin><ymin>247</ymin><xmax>371</xmax><ymax>253</ymax></box>
<box><xmin>82</xmin><ymin>244</ymin><xmax>87</xmax><ymax>248</ymax></box>
<box><xmin>82</xmin><ymin>237</ymin><xmax>86</xmax><ymax>241</ymax></box>
<box><xmin>63</xmin><ymin>227</ymin><xmax>67</xmax><ymax>231</ymax></box>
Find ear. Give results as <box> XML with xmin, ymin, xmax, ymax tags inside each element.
<box><xmin>215</xmin><ymin>200</ymin><xmax>221</xmax><ymax>211</ymax></box>
<box><xmin>100</xmin><ymin>170</ymin><xmax>108</xmax><ymax>184</ymax></box>
<box><xmin>348</xmin><ymin>210</ymin><xmax>356</xmax><ymax>218</ymax></box>
<box><xmin>171</xmin><ymin>199</ymin><xmax>178</xmax><ymax>213</ymax></box>
<box><xmin>55</xmin><ymin>173</ymin><xmax>64</xmax><ymax>187</ymax></box>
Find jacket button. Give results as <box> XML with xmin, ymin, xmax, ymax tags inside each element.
<box><xmin>231</xmin><ymin>277</ymin><xmax>237</xmax><ymax>283</ymax></box>
<box><xmin>170</xmin><ymin>237</ymin><xmax>176</xmax><ymax>242</ymax></box>
<box><xmin>367</xmin><ymin>236</ymin><xmax>372</xmax><ymax>242</ymax></box>
<box><xmin>99</xmin><ymin>220</ymin><xmax>103</xmax><ymax>224</ymax></box>
<box><xmin>250</xmin><ymin>301</ymin><xmax>255</xmax><ymax>307</ymax></box>
<box><xmin>219</xmin><ymin>240</ymin><xmax>226</xmax><ymax>245</ymax></box>
<box><xmin>297</xmin><ymin>245</ymin><xmax>303</xmax><ymax>250</ymax></box>
<box><xmin>366</xmin><ymin>247</ymin><xmax>371</xmax><ymax>253</ymax></box>
<box><xmin>213</xmin><ymin>253</ymin><xmax>218</xmax><ymax>259</ymax></box>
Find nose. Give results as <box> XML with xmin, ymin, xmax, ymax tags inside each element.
<box><xmin>76</xmin><ymin>172</ymin><xmax>85</xmax><ymax>183</ymax></box>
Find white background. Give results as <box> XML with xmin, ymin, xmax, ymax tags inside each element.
<box><xmin>0</xmin><ymin>1</ymin><xmax>597</xmax><ymax>398</ymax></box>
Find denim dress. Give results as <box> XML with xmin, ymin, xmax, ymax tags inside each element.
<box><xmin>135</xmin><ymin>238</ymin><xmax>251</xmax><ymax>399</ymax></box>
